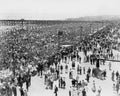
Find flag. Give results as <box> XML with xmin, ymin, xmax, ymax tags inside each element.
<box><xmin>58</xmin><ymin>31</ymin><xmax>63</xmax><ymax>36</ymax></box>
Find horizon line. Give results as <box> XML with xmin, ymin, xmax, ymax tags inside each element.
<box><xmin>1</xmin><ymin>15</ymin><xmax>120</xmax><ymax>21</ymax></box>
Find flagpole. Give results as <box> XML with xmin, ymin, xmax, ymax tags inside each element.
<box><xmin>57</xmin><ymin>31</ymin><xmax>63</xmax><ymax>53</ymax></box>
<box><xmin>57</xmin><ymin>31</ymin><xmax>60</xmax><ymax>53</ymax></box>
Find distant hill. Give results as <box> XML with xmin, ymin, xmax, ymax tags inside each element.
<box><xmin>66</xmin><ymin>15</ymin><xmax>120</xmax><ymax>21</ymax></box>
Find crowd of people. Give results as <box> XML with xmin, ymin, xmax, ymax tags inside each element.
<box><xmin>37</xmin><ymin>24</ymin><xmax>120</xmax><ymax>96</ymax></box>
<box><xmin>0</xmin><ymin>21</ymin><xmax>120</xmax><ymax>96</ymax></box>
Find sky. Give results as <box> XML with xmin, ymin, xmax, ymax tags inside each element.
<box><xmin>0</xmin><ymin>0</ymin><xmax>120</xmax><ymax>20</ymax></box>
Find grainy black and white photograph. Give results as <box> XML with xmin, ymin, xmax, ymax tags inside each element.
<box><xmin>1</xmin><ymin>0</ymin><xmax>120</xmax><ymax>96</ymax></box>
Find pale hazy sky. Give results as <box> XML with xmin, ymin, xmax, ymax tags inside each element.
<box><xmin>0</xmin><ymin>0</ymin><xmax>120</xmax><ymax>20</ymax></box>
